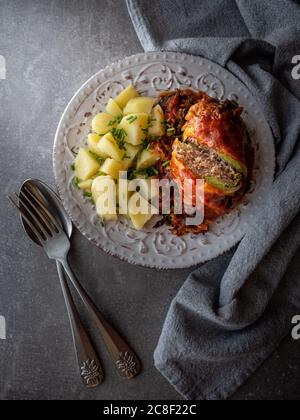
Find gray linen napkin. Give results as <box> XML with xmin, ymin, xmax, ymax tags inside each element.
<box><xmin>127</xmin><ymin>0</ymin><xmax>300</xmax><ymax>400</ymax></box>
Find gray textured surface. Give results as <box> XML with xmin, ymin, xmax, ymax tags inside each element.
<box><xmin>0</xmin><ymin>0</ymin><xmax>299</xmax><ymax>400</ymax></box>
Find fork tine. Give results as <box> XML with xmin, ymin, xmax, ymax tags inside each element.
<box><xmin>16</xmin><ymin>192</ymin><xmax>50</xmax><ymax>240</ymax></box>
<box><xmin>23</xmin><ymin>185</ymin><xmax>62</xmax><ymax>232</ymax></box>
<box><xmin>18</xmin><ymin>189</ymin><xmax>56</xmax><ymax>238</ymax></box>
<box><xmin>19</xmin><ymin>190</ymin><xmax>53</xmax><ymax>237</ymax></box>
<box><xmin>7</xmin><ymin>194</ymin><xmax>45</xmax><ymax>244</ymax></box>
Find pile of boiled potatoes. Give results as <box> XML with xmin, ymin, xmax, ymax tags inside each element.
<box><xmin>74</xmin><ymin>84</ymin><xmax>166</xmax><ymax>229</ymax></box>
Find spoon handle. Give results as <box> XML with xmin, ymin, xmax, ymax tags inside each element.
<box><xmin>56</xmin><ymin>262</ymin><xmax>104</xmax><ymax>387</ymax></box>
<box><xmin>60</xmin><ymin>259</ymin><xmax>142</xmax><ymax>379</ymax></box>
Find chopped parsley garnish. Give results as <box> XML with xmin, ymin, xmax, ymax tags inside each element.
<box><xmin>83</xmin><ymin>192</ymin><xmax>93</xmax><ymax>198</ymax></box>
<box><xmin>148</xmin><ymin>116</ymin><xmax>155</xmax><ymax>128</ymax></box>
<box><xmin>144</xmin><ymin>167</ymin><xmax>159</xmax><ymax>178</ymax></box>
<box><xmin>72</xmin><ymin>176</ymin><xmax>80</xmax><ymax>189</ymax></box>
<box><xmin>150</xmin><ymin>167</ymin><xmax>159</xmax><ymax>176</ymax></box>
<box><xmin>126</xmin><ymin>115</ymin><xmax>138</xmax><ymax>124</ymax></box>
<box><xmin>142</xmin><ymin>139</ymin><xmax>150</xmax><ymax>150</ymax></box>
<box><xmin>133</xmin><ymin>166</ymin><xmax>159</xmax><ymax>179</ymax></box>
<box><xmin>142</xmin><ymin>135</ymin><xmax>161</xmax><ymax>150</ymax></box>
<box><xmin>97</xmin><ymin>171</ymin><xmax>106</xmax><ymax>176</ymax></box>
<box><xmin>148</xmin><ymin>134</ymin><xmax>161</xmax><ymax>142</ymax></box>
<box><xmin>167</xmin><ymin>127</ymin><xmax>176</xmax><ymax>136</ymax></box>
<box><xmin>89</xmin><ymin>151</ymin><xmax>105</xmax><ymax>165</ymax></box>
<box><xmin>162</xmin><ymin>160</ymin><xmax>170</xmax><ymax>168</ymax></box>
<box><xmin>108</xmin><ymin>115</ymin><xmax>123</xmax><ymax>126</ymax></box>
<box><xmin>110</xmin><ymin>127</ymin><xmax>127</xmax><ymax>150</ymax></box>
<box><xmin>127</xmin><ymin>168</ymin><xmax>136</xmax><ymax>180</ymax></box>
<box><xmin>122</xmin><ymin>153</ymin><xmax>131</xmax><ymax>160</ymax></box>
<box><xmin>70</xmin><ymin>163</ymin><xmax>75</xmax><ymax>171</ymax></box>
<box><xmin>162</xmin><ymin>121</ymin><xmax>176</xmax><ymax>136</ymax></box>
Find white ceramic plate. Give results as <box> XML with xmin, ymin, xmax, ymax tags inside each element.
<box><xmin>53</xmin><ymin>52</ymin><xmax>275</xmax><ymax>269</ymax></box>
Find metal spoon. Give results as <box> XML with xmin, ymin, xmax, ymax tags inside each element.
<box><xmin>20</xmin><ymin>179</ymin><xmax>142</xmax><ymax>380</ymax></box>
<box><xmin>19</xmin><ymin>179</ymin><xmax>104</xmax><ymax>388</ymax></box>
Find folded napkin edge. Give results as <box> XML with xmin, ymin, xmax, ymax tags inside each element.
<box><xmin>154</xmin><ymin>329</ymin><xmax>288</xmax><ymax>400</ymax></box>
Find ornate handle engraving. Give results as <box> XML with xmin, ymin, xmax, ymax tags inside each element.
<box><xmin>116</xmin><ymin>352</ymin><xmax>138</xmax><ymax>379</ymax></box>
<box><xmin>81</xmin><ymin>359</ymin><xmax>103</xmax><ymax>387</ymax></box>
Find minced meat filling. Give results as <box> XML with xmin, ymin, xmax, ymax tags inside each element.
<box><xmin>174</xmin><ymin>139</ymin><xmax>242</xmax><ymax>186</ymax></box>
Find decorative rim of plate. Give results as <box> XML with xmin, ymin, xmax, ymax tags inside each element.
<box><xmin>53</xmin><ymin>52</ymin><xmax>275</xmax><ymax>270</ymax></box>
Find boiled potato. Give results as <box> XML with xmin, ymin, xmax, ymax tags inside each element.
<box><xmin>129</xmin><ymin>212</ymin><xmax>153</xmax><ymax>230</ymax></box>
<box><xmin>128</xmin><ymin>193</ymin><xmax>153</xmax><ymax>229</ymax></box>
<box><xmin>100</xmin><ymin>159</ymin><xmax>125</xmax><ymax>180</ymax></box>
<box><xmin>136</xmin><ymin>149</ymin><xmax>160</xmax><ymax>170</ymax></box>
<box><xmin>123</xmin><ymin>97</ymin><xmax>154</xmax><ymax>115</ymax></box>
<box><xmin>148</xmin><ymin>105</ymin><xmax>165</xmax><ymax>137</ymax></box>
<box><xmin>118</xmin><ymin>113</ymin><xmax>148</xmax><ymax>146</ymax></box>
<box><xmin>91</xmin><ymin>175</ymin><xmax>115</xmax><ymax>202</ymax></box>
<box><xmin>130</xmin><ymin>178</ymin><xmax>159</xmax><ymax>200</ymax></box>
<box><xmin>91</xmin><ymin>112</ymin><xmax>113</xmax><ymax>135</ymax></box>
<box><xmin>116</xmin><ymin>181</ymin><xmax>133</xmax><ymax>215</ymax></box>
<box><xmin>128</xmin><ymin>192</ymin><xmax>156</xmax><ymax>214</ymax></box>
<box><xmin>122</xmin><ymin>143</ymin><xmax>141</xmax><ymax>169</ymax></box>
<box><xmin>93</xmin><ymin>176</ymin><xmax>117</xmax><ymax>221</ymax></box>
<box><xmin>87</xmin><ymin>133</ymin><xmax>108</xmax><ymax>157</ymax></box>
<box><xmin>106</xmin><ymin>98</ymin><xmax>123</xmax><ymax>117</ymax></box>
<box><xmin>97</xmin><ymin>132</ymin><xmax>124</xmax><ymax>161</ymax></box>
<box><xmin>75</xmin><ymin>148</ymin><xmax>100</xmax><ymax>181</ymax></box>
<box><xmin>115</xmin><ymin>85</ymin><xmax>139</xmax><ymax>109</ymax></box>
<box><xmin>78</xmin><ymin>179</ymin><xmax>93</xmax><ymax>190</ymax></box>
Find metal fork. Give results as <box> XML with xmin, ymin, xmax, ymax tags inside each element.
<box><xmin>8</xmin><ymin>188</ymin><xmax>104</xmax><ymax>388</ymax></box>
<box><xmin>8</xmin><ymin>186</ymin><xmax>141</xmax><ymax>380</ymax></box>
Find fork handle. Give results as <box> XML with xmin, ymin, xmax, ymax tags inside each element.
<box><xmin>56</xmin><ymin>262</ymin><xmax>104</xmax><ymax>387</ymax></box>
<box><xmin>59</xmin><ymin>259</ymin><xmax>142</xmax><ymax>379</ymax></box>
